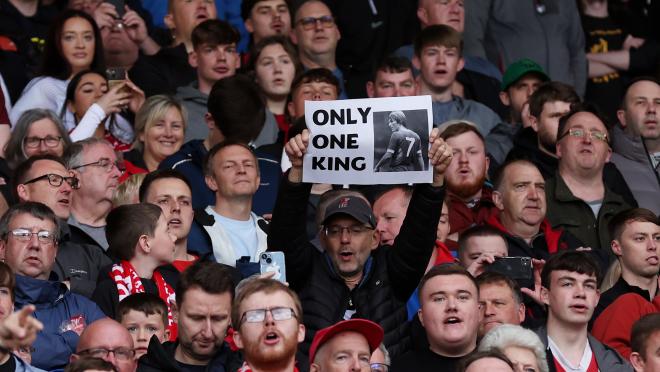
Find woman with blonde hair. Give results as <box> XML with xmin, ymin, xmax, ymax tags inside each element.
<box><xmin>121</xmin><ymin>95</ymin><xmax>186</xmax><ymax>181</ymax></box>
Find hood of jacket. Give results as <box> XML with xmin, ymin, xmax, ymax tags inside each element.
<box><xmin>14</xmin><ymin>274</ymin><xmax>68</xmax><ymax>309</ymax></box>
<box><xmin>611</xmin><ymin>125</ymin><xmax>649</xmax><ymax>164</ymax></box>
<box><xmin>176</xmin><ymin>82</ymin><xmax>208</xmax><ymax>104</ymax></box>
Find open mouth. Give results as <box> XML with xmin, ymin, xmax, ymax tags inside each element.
<box><xmin>339</xmin><ymin>251</ymin><xmax>354</xmax><ymax>261</ymax></box>
<box><xmin>444</xmin><ymin>317</ymin><xmax>462</xmax><ymax>325</ymax></box>
<box><xmin>169</xmin><ymin>218</ymin><xmax>182</xmax><ymax>227</ymax></box>
<box><xmin>264</xmin><ymin>331</ymin><xmax>280</xmax><ymax>345</ymax></box>
<box><xmin>570</xmin><ymin>304</ymin><xmax>588</xmax><ymax>313</ymax></box>
<box><xmin>58</xmin><ymin>198</ymin><xmax>70</xmax><ymax>205</ymax></box>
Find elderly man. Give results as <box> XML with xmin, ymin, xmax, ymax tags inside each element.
<box><xmin>309</xmin><ymin>319</ymin><xmax>383</xmax><ymax>372</ymax></box>
<box><xmin>0</xmin><ymin>202</ymin><xmax>105</xmax><ymax>370</ymax></box>
<box><xmin>65</xmin><ymin>138</ymin><xmax>123</xmax><ymax>251</ymax></box>
<box><xmin>270</xmin><ymin>127</ymin><xmax>452</xmax><ymax>359</ymax></box>
<box><xmin>14</xmin><ymin>155</ymin><xmax>111</xmax><ymax>297</ymax></box>
<box><xmin>546</xmin><ymin>106</ymin><xmax>632</xmax><ymax>252</ymax></box>
<box><xmin>71</xmin><ymin>318</ymin><xmax>137</xmax><ymax>372</ymax></box>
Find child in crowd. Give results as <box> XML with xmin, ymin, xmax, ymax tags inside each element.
<box><xmin>116</xmin><ymin>293</ymin><xmax>170</xmax><ymax>358</ymax></box>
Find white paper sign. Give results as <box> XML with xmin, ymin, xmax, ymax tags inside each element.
<box><xmin>303</xmin><ymin>95</ymin><xmax>433</xmax><ymax>184</ymax></box>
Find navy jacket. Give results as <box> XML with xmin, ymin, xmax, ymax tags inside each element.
<box><xmin>14</xmin><ymin>274</ymin><xmax>105</xmax><ymax>370</ymax></box>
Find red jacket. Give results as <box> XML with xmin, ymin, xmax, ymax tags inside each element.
<box><xmin>447</xmin><ymin>186</ymin><xmax>500</xmax><ymax>235</ymax></box>
<box><xmin>592</xmin><ymin>292</ymin><xmax>660</xmax><ymax>359</ymax></box>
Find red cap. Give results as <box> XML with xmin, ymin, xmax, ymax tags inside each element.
<box><xmin>308</xmin><ymin>319</ymin><xmax>384</xmax><ymax>363</ymax></box>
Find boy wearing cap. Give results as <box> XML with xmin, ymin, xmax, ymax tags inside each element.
<box><xmin>485</xmin><ymin>59</ymin><xmax>549</xmax><ymax>167</ymax></box>
<box><xmin>309</xmin><ymin>319</ymin><xmax>384</xmax><ymax>372</ymax></box>
<box><xmin>269</xmin><ymin>128</ymin><xmax>452</xmax><ymax>360</ymax></box>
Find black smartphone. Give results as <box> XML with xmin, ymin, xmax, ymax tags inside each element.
<box><xmin>485</xmin><ymin>256</ymin><xmax>533</xmax><ymax>288</ymax></box>
<box><xmin>105</xmin><ymin>67</ymin><xmax>126</xmax><ymax>90</ymax></box>
<box><xmin>105</xmin><ymin>0</ymin><xmax>126</xmax><ymax>18</ymax></box>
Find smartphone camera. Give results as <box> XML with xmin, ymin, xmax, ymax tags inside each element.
<box><xmin>261</xmin><ymin>253</ymin><xmax>272</xmax><ymax>263</ymax></box>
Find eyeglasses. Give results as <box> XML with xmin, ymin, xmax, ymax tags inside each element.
<box><xmin>71</xmin><ymin>158</ymin><xmax>125</xmax><ymax>173</ymax></box>
<box><xmin>240</xmin><ymin>307</ymin><xmax>297</xmax><ymax>325</ymax></box>
<box><xmin>371</xmin><ymin>363</ymin><xmax>390</xmax><ymax>372</ymax></box>
<box><xmin>324</xmin><ymin>224</ymin><xmax>372</xmax><ymax>238</ymax></box>
<box><xmin>559</xmin><ymin>128</ymin><xmax>609</xmax><ymax>143</ymax></box>
<box><xmin>296</xmin><ymin>15</ymin><xmax>335</xmax><ymax>30</ymax></box>
<box><xmin>22</xmin><ymin>173</ymin><xmax>80</xmax><ymax>189</ymax></box>
<box><xmin>7</xmin><ymin>229</ymin><xmax>57</xmax><ymax>244</ymax></box>
<box><xmin>23</xmin><ymin>136</ymin><xmax>62</xmax><ymax>149</ymax></box>
<box><xmin>77</xmin><ymin>347</ymin><xmax>135</xmax><ymax>361</ymax></box>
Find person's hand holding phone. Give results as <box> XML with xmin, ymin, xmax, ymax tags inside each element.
<box><xmin>466</xmin><ymin>253</ymin><xmax>498</xmax><ymax>277</ymax></box>
<box><xmin>520</xmin><ymin>258</ymin><xmax>546</xmax><ymax>306</ymax></box>
<box><xmin>122</xmin><ymin>7</ymin><xmax>149</xmax><ymax>45</ymax></box>
<box><xmin>96</xmin><ymin>82</ymin><xmax>132</xmax><ymax>116</ymax></box>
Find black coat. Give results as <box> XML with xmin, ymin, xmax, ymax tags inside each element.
<box><xmin>268</xmin><ymin>177</ymin><xmax>445</xmax><ymax>360</ymax></box>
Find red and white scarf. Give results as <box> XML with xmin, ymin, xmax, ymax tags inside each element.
<box><xmin>111</xmin><ymin>260</ymin><xmax>177</xmax><ymax>340</ymax></box>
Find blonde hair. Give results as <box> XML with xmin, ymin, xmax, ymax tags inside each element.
<box><xmin>133</xmin><ymin>95</ymin><xmax>187</xmax><ymax>151</ymax></box>
<box><xmin>600</xmin><ymin>259</ymin><xmax>621</xmax><ymax>292</ymax></box>
<box><xmin>112</xmin><ymin>173</ymin><xmax>146</xmax><ymax>207</ymax></box>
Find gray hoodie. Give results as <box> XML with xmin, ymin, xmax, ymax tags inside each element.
<box><xmin>175</xmin><ymin>82</ymin><xmax>209</xmax><ymax>142</ymax></box>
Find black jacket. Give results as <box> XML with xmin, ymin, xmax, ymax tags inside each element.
<box><xmin>137</xmin><ymin>337</ymin><xmax>242</xmax><ymax>372</ymax></box>
<box><xmin>268</xmin><ymin>177</ymin><xmax>445</xmax><ymax>360</ymax></box>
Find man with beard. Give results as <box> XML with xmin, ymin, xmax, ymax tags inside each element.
<box><xmin>232</xmin><ymin>278</ymin><xmax>305</xmax><ymax>372</ymax></box>
<box><xmin>439</xmin><ymin>122</ymin><xmax>498</xmax><ymax>242</ymax></box>
<box><xmin>374</xmin><ymin>111</ymin><xmax>425</xmax><ymax>172</ymax></box>
<box><xmin>138</xmin><ymin>261</ymin><xmax>242</xmax><ymax>372</ymax></box>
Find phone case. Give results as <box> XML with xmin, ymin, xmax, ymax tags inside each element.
<box><xmin>260</xmin><ymin>252</ymin><xmax>286</xmax><ymax>283</ymax></box>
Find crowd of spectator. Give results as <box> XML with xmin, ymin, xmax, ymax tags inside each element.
<box><xmin>0</xmin><ymin>0</ymin><xmax>658</xmax><ymax>371</ymax></box>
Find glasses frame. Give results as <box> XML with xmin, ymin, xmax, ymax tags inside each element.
<box><xmin>324</xmin><ymin>224</ymin><xmax>373</xmax><ymax>238</ymax></box>
<box><xmin>239</xmin><ymin>307</ymin><xmax>298</xmax><ymax>326</ymax></box>
<box><xmin>22</xmin><ymin>173</ymin><xmax>80</xmax><ymax>189</ymax></box>
<box><xmin>296</xmin><ymin>15</ymin><xmax>335</xmax><ymax>30</ymax></box>
<box><xmin>71</xmin><ymin>157</ymin><xmax>125</xmax><ymax>173</ymax></box>
<box><xmin>558</xmin><ymin>127</ymin><xmax>609</xmax><ymax>144</ymax></box>
<box><xmin>23</xmin><ymin>136</ymin><xmax>63</xmax><ymax>149</ymax></box>
<box><xmin>77</xmin><ymin>347</ymin><xmax>136</xmax><ymax>361</ymax></box>
<box><xmin>7</xmin><ymin>229</ymin><xmax>57</xmax><ymax>245</ymax></box>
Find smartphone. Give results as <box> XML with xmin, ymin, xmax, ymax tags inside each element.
<box><xmin>485</xmin><ymin>256</ymin><xmax>533</xmax><ymax>288</ymax></box>
<box><xmin>105</xmin><ymin>0</ymin><xmax>126</xmax><ymax>18</ymax></box>
<box><xmin>105</xmin><ymin>67</ymin><xmax>126</xmax><ymax>90</ymax></box>
<box><xmin>260</xmin><ymin>252</ymin><xmax>286</xmax><ymax>283</ymax></box>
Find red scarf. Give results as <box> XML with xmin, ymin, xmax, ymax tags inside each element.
<box><xmin>111</xmin><ymin>260</ymin><xmax>177</xmax><ymax>340</ymax></box>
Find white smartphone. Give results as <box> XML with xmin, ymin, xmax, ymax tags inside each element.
<box><xmin>260</xmin><ymin>252</ymin><xmax>286</xmax><ymax>283</ymax></box>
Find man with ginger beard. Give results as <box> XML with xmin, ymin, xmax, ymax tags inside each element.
<box><xmin>439</xmin><ymin>122</ymin><xmax>498</xmax><ymax>242</ymax></box>
<box><xmin>232</xmin><ymin>278</ymin><xmax>305</xmax><ymax>372</ymax></box>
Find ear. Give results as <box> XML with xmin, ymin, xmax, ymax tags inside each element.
<box><xmin>163</xmin><ymin>13</ymin><xmax>175</xmax><ymax>31</ymax></box>
<box><xmin>163</xmin><ymin>328</ymin><xmax>171</xmax><ymax>342</ymax></box>
<box><xmin>287</xmin><ymin>101</ymin><xmax>297</xmax><ymax>119</ymax></box>
<box><xmin>205</xmin><ymin>174</ymin><xmax>218</xmax><ymax>192</ymax></box>
<box><xmin>518</xmin><ymin>302</ymin><xmax>526</xmax><ymax>323</ymax></box>
<box><xmin>617</xmin><ymin>109</ymin><xmax>627</xmax><ymax>128</ymax></box>
<box><xmin>297</xmin><ymin>323</ymin><xmax>306</xmax><ymax>343</ymax></box>
<box><xmin>138</xmin><ymin>234</ymin><xmax>151</xmax><ymax>254</ymax></box>
<box><xmin>16</xmin><ymin>184</ymin><xmax>29</xmax><ymax>203</ymax></box>
<box><xmin>555</xmin><ymin>139</ymin><xmax>563</xmax><ymax>158</ymax></box>
<box><xmin>245</xmin><ymin>19</ymin><xmax>254</xmax><ymax>33</ymax></box>
<box><xmin>529</xmin><ymin>115</ymin><xmax>539</xmax><ymax>132</ymax></box>
<box><xmin>605</xmin><ymin>146</ymin><xmax>612</xmax><ymax>162</ymax></box>
<box><xmin>630</xmin><ymin>352</ymin><xmax>646</xmax><ymax>372</ymax></box>
<box><xmin>289</xmin><ymin>29</ymin><xmax>298</xmax><ymax>45</ymax></box>
<box><xmin>234</xmin><ymin>51</ymin><xmax>241</xmax><ymax>69</ymax></box>
<box><xmin>499</xmin><ymin>91</ymin><xmax>511</xmax><ymax>107</ymax></box>
<box><xmin>0</xmin><ymin>239</ymin><xmax>6</xmax><ymax>261</ymax></box>
<box><xmin>233</xmin><ymin>329</ymin><xmax>244</xmax><ymax>349</ymax></box>
<box><xmin>310</xmin><ymin>364</ymin><xmax>320</xmax><ymax>372</ymax></box>
<box><xmin>456</xmin><ymin>57</ymin><xmax>465</xmax><ymax>73</ymax></box>
<box><xmin>484</xmin><ymin>154</ymin><xmax>490</xmax><ymax>174</ymax></box>
<box><xmin>69</xmin><ymin>353</ymin><xmax>80</xmax><ymax>364</ymax></box>
<box><xmin>492</xmin><ymin>190</ymin><xmax>504</xmax><ymax>211</ymax></box>
<box><xmin>417</xmin><ymin>308</ymin><xmax>425</xmax><ymax>327</ymax></box>
<box><xmin>171</xmin><ymin>301</ymin><xmax>179</xmax><ymax>323</ymax></box>
<box><xmin>205</xmin><ymin>112</ymin><xmax>216</xmax><ymax>131</ymax></box>
<box><xmin>188</xmin><ymin>51</ymin><xmax>198</xmax><ymax>68</ymax></box>
<box><xmin>417</xmin><ymin>7</ymin><xmax>428</xmax><ymax>26</ymax></box>
<box><xmin>412</xmin><ymin>55</ymin><xmax>421</xmax><ymax>71</ymax></box>
<box><xmin>540</xmin><ymin>286</ymin><xmax>550</xmax><ymax>306</ymax></box>
<box><xmin>370</xmin><ymin>229</ymin><xmax>379</xmax><ymax>250</ymax></box>
<box><xmin>611</xmin><ymin>239</ymin><xmax>623</xmax><ymax>257</ymax></box>
<box><xmin>366</xmin><ymin>81</ymin><xmax>375</xmax><ymax>98</ymax></box>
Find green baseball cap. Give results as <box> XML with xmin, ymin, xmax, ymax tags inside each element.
<box><xmin>501</xmin><ymin>58</ymin><xmax>549</xmax><ymax>91</ymax></box>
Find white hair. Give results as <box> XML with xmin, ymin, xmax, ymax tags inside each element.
<box><xmin>478</xmin><ymin>324</ymin><xmax>548</xmax><ymax>372</ymax></box>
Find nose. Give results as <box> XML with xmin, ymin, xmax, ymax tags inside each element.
<box><xmin>201</xmin><ymin>317</ymin><xmax>213</xmax><ymax>337</ymax></box>
<box><xmin>137</xmin><ymin>327</ymin><xmax>147</xmax><ymax>341</ymax></box>
<box><xmin>375</xmin><ymin>218</ymin><xmax>386</xmax><ymax>233</ymax></box>
<box><xmin>103</xmin><ymin>352</ymin><xmax>117</xmax><ymax>367</ymax></box>
<box><xmin>340</xmin><ymin>228</ymin><xmax>352</xmax><ymax>243</ymax></box>
<box><xmin>527</xmin><ymin>185</ymin><xmax>539</xmax><ymax>200</ymax></box>
<box><xmin>649</xmin><ymin>236</ymin><xmax>657</xmax><ymax>251</ymax></box>
<box><xmin>314</xmin><ymin>18</ymin><xmax>324</xmax><ymax>31</ymax></box>
<box><xmin>348</xmin><ymin>356</ymin><xmax>362</xmax><ymax>371</ymax></box>
<box><xmin>164</xmin><ymin>124</ymin><xmax>174</xmax><ymax>137</ymax></box>
<box><xmin>312</xmin><ymin>90</ymin><xmax>322</xmax><ymax>101</ymax></box>
<box><xmin>445</xmin><ymin>296</ymin><xmax>458</xmax><ymax>310</ymax></box>
<box><xmin>457</xmin><ymin>151</ymin><xmax>468</xmax><ymax>164</ymax></box>
<box><xmin>484</xmin><ymin>302</ymin><xmax>496</xmax><ymax>316</ymax></box>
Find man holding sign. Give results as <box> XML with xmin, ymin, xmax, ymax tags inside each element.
<box><xmin>374</xmin><ymin>111</ymin><xmax>425</xmax><ymax>172</ymax></box>
<box><xmin>268</xmin><ymin>127</ymin><xmax>452</xmax><ymax>362</ymax></box>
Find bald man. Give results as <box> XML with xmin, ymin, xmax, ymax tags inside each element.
<box><xmin>71</xmin><ymin>318</ymin><xmax>137</xmax><ymax>372</ymax></box>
